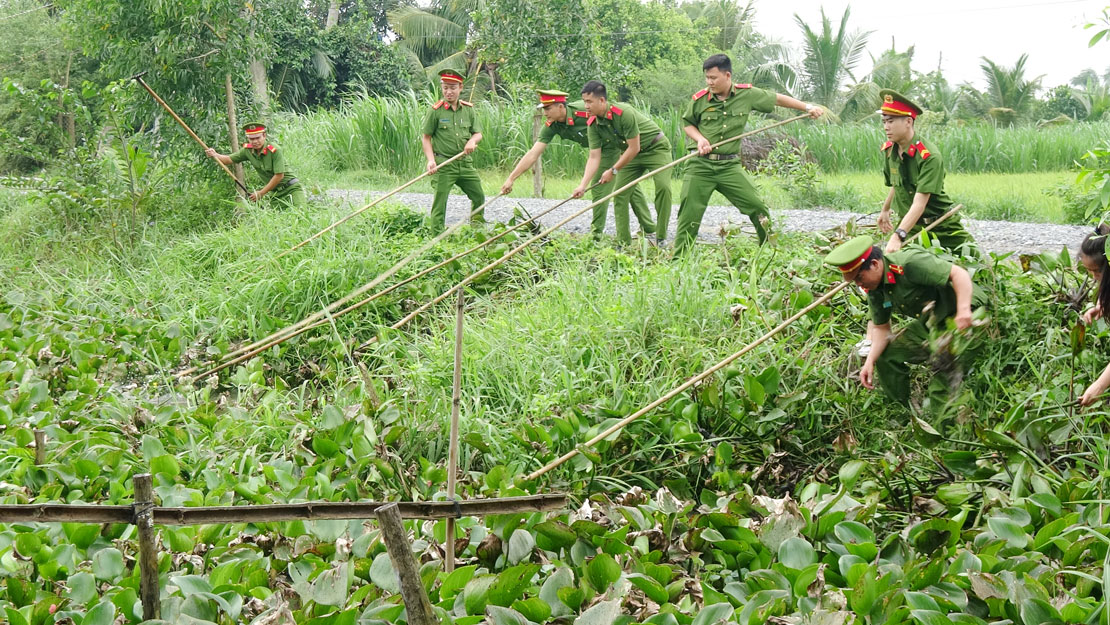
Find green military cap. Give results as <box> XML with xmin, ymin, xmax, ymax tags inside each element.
<box><xmin>878</xmin><ymin>89</ymin><xmax>923</xmax><ymax>119</ymax></box>
<box><xmin>536</xmin><ymin>89</ymin><xmax>570</xmax><ymax>108</ymax></box>
<box><xmin>438</xmin><ymin>69</ymin><xmax>465</xmax><ymax>84</ymax></box>
<box><xmin>824</xmin><ymin>235</ymin><xmax>875</xmax><ymax>274</ymax></box>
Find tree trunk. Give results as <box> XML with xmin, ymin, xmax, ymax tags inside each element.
<box><xmin>249</xmin><ymin>58</ymin><xmax>271</xmax><ymax>125</ymax></box>
<box><xmin>224</xmin><ymin>73</ymin><xmax>246</xmax><ymax>186</ymax></box>
<box><xmin>326</xmin><ymin>0</ymin><xmax>340</xmax><ymax>29</ymax></box>
<box><xmin>62</xmin><ymin>54</ymin><xmax>75</xmax><ymax>149</ymax></box>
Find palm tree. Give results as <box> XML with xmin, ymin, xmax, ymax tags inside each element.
<box><xmin>683</xmin><ymin>0</ymin><xmax>756</xmax><ymax>53</ymax></box>
<box><xmin>793</xmin><ymin>6</ymin><xmax>871</xmax><ymax>107</ymax></box>
<box><xmin>978</xmin><ymin>54</ymin><xmax>1042</xmax><ymax>123</ymax></box>
<box><xmin>389</xmin><ymin>0</ymin><xmax>483</xmax><ymax>80</ymax></box>
<box><xmin>838</xmin><ymin>44</ymin><xmax>915</xmax><ymax>122</ymax></box>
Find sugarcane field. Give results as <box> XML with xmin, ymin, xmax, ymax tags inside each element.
<box><xmin>6</xmin><ymin>0</ymin><xmax>1110</xmax><ymax>623</ymax></box>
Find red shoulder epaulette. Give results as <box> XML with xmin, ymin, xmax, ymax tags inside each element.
<box><xmin>545</xmin><ymin>120</ymin><xmax>553</xmax><ymax>127</ymax></box>
<box><xmin>432</xmin><ymin>100</ymin><xmax>444</xmax><ymax>110</ymax></box>
<box><xmin>735</xmin><ymin>83</ymin><xmax>752</xmax><ymax>89</ymax></box>
<box><xmin>890</xmin><ymin>264</ymin><xmax>904</xmax><ymax>275</ymax></box>
<box><xmin>242</xmin><ymin>143</ymin><xmax>251</xmax><ymax>149</ymax></box>
<box><xmin>460</xmin><ymin>100</ymin><xmax>473</xmax><ymax>107</ymax></box>
<box><xmin>609</xmin><ymin>105</ymin><xmax>623</xmax><ymax>116</ymax></box>
<box><xmin>907</xmin><ymin>141</ymin><xmax>930</xmax><ymax>158</ymax></box>
<box><xmin>574</xmin><ymin>111</ymin><xmax>590</xmax><ymax>117</ymax></box>
<box><xmin>880</xmin><ymin>140</ymin><xmax>893</xmax><ymax>152</ymax></box>
<box><xmin>692</xmin><ymin>88</ymin><xmax>708</xmax><ymax>100</ymax></box>
<box><xmin>263</xmin><ymin>145</ymin><xmax>276</xmax><ymax>155</ymax></box>
<box><xmin>587</xmin><ymin>115</ymin><xmax>597</xmax><ymax>126</ymax></box>
<box><xmin>886</xmin><ymin>264</ymin><xmax>903</xmax><ymax>284</ymax></box>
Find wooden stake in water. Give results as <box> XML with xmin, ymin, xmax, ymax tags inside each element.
<box><xmin>377</xmin><ymin>503</ymin><xmax>439</xmax><ymax>625</ymax></box>
<box><xmin>446</xmin><ymin>289</ymin><xmax>465</xmax><ymax>572</ymax></box>
<box><xmin>134</xmin><ymin>474</ymin><xmax>161</xmax><ymax>620</ymax></box>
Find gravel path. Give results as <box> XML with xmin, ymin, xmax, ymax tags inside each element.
<box><xmin>327</xmin><ymin>189</ymin><xmax>1088</xmax><ymax>256</ymax></box>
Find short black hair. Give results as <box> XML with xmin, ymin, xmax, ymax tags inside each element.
<box><xmin>1082</xmin><ymin>224</ymin><xmax>1110</xmax><ymax>311</ymax></box>
<box><xmin>703</xmin><ymin>54</ymin><xmax>732</xmax><ymax>74</ymax></box>
<box><xmin>581</xmin><ymin>80</ymin><xmax>607</xmax><ymax>99</ymax></box>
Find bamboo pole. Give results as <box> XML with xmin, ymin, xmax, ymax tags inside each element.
<box><xmin>445</xmin><ymin>289</ymin><xmax>465</xmax><ymax>572</ymax></box>
<box><xmin>259</xmin><ymin>152</ymin><xmax>468</xmax><ymax>270</ymax></box>
<box><xmin>0</xmin><ymin>494</ymin><xmax>566</xmax><ymax>525</ymax></box>
<box><xmin>525</xmin><ymin>282</ymin><xmax>851</xmax><ymax>480</ymax></box>
<box><xmin>184</xmin><ymin>193</ymin><xmax>503</xmax><ymax>381</ymax></box>
<box><xmin>186</xmin><ymin>184</ymin><xmax>600</xmax><ymax>381</ymax></box>
<box><xmin>355</xmin><ymin>115</ymin><xmax>812</xmax><ymax>353</ymax></box>
<box><xmin>33</xmin><ymin>429</ymin><xmax>45</xmax><ymax>465</ymax></box>
<box><xmin>523</xmin><ymin>204</ymin><xmax>965</xmax><ymax>481</ymax></box>
<box><xmin>377</xmin><ymin>503</ymin><xmax>439</xmax><ymax>625</ymax></box>
<box><xmin>134</xmin><ymin>474</ymin><xmax>161</xmax><ymax>620</ymax></box>
<box><xmin>132</xmin><ymin>74</ymin><xmax>249</xmax><ymax>195</ymax></box>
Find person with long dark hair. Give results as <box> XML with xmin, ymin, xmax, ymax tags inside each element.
<box><xmin>1080</xmin><ymin>224</ymin><xmax>1110</xmax><ymax>406</ymax></box>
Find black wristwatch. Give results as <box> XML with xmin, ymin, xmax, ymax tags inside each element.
<box><xmin>895</xmin><ymin>228</ymin><xmax>908</xmax><ymax>242</ymax></box>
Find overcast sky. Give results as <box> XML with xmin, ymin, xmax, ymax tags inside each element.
<box><xmin>751</xmin><ymin>0</ymin><xmax>1109</xmax><ymax>90</ymax></box>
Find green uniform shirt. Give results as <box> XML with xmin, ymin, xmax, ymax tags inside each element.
<box><xmin>230</xmin><ymin>142</ymin><xmax>296</xmax><ymax>183</ymax></box>
<box><xmin>681</xmin><ymin>84</ymin><xmax>775</xmax><ymax>154</ymax></box>
<box><xmin>882</xmin><ymin>136</ymin><xmax>954</xmax><ymax>222</ymax></box>
<box><xmin>867</xmin><ymin>246</ymin><xmax>986</xmax><ymax>326</ymax></box>
<box><xmin>586</xmin><ymin>102</ymin><xmax>665</xmax><ymax>154</ymax></box>
<box><xmin>422</xmin><ymin>99</ymin><xmax>481</xmax><ymax>158</ymax></box>
<box><xmin>538</xmin><ymin>100</ymin><xmax>592</xmax><ymax>149</ymax></box>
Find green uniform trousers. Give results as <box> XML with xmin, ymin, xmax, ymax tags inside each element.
<box><xmin>429</xmin><ymin>158</ymin><xmax>485</xmax><ymax>232</ymax></box>
<box><xmin>270</xmin><ymin>183</ymin><xmax>305</xmax><ymax>207</ymax></box>
<box><xmin>593</xmin><ymin>152</ymin><xmax>652</xmax><ymax>239</ymax></box>
<box><xmin>675</xmin><ymin>158</ymin><xmax>769</xmax><ymax>255</ymax></box>
<box><xmin>612</xmin><ymin>143</ymin><xmax>672</xmax><ymax>245</ymax></box>
<box><xmin>876</xmin><ymin>319</ymin><xmax>980</xmax><ymax>409</ymax></box>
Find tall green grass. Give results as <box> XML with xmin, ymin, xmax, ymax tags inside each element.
<box><xmin>280</xmin><ymin>93</ymin><xmax>1110</xmax><ymax>181</ymax></box>
<box><xmin>788</xmin><ymin>121</ymin><xmax>1110</xmax><ymax>173</ymax></box>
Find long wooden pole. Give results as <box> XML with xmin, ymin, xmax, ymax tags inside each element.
<box><xmin>260</xmin><ymin>152</ymin><xmax>468</xmax><ymax>269</ymax></box>
<box><xmin>445</xmin><ymin>289</ymin><xmax>465</xmax><ymax>572</ymax></box>
<box><xmin>355</xmin><ymin>115</ymin><xmax>812</xmax><ymax>353</ymax></box>
<box><xmin>523</xmin><ymin>204</ymin><xmax>965</xmax><ymax>481</ymax></box>
<box><xmin>183</xmin><ymin>193</ymin><xmax>504</xmax><ymax>381</ymax></box>
<box><xmin>132</xmin><ymin>75</ymin><xmax>249</xmax><ymax>195</ymax></box>
<box><xmin>186</xmin><ymin>184</ymin><xmax>600</xmax><ymax>381</ymax></box>
<box><xmin>0</xmin><ymin>494</ymin><xmax>566</xmax><ymax>525</ymax></box>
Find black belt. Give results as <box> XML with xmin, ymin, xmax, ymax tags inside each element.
<box><xmin>698</xmin><ymin>152</ymin><xmax>740</xmax><ymax>161</ymax></box>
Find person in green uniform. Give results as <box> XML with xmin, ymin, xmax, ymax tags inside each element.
<box><xmin>877</xmin><ymin>89</ymin><xmax>977</xmax><ymax>256</ymax></box>
<box><xmin>206</xmin><ymin>122</ymin><xmax>305</xmax><ymax>206</ymax></box>
<box><xmin>571</xmin><ymin>81</ymin><xmax>668</xmax><ymax>246</ymax></box>
<box><xmin>500</xmin><ymin>89</ymin><xmax>653</xmax><ymax>239</ymax></box>
<box><xmin>422</xmin><ymin>68</ymin><xmax>485</xmax><ymax>232</ymax></box>
<box><xmin>1078</xmin><ymin>225</ymin><xmax>1110</xmax><ymax>406</ymax></box>
<box><xmin>674</xmin><ymin>54</ymin><xmax>822</xmax><ymax>255</ymax></box>
<box><xmin>825</xmin><ymin>235</ymin><xmax>987</xmax><ymax>408</ymax></box>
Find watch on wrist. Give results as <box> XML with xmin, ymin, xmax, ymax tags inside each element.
<box><xmin>610</xmin><ymin>167</ymin><xmax>619</xmax><ymax>175</ymax></box>
<box><xmin>805</xmin><ymin>103</ymin><xmax>814</xmax><ymax>112</ymax></box>
<box><xmin>895</xmin><ymin>228</ymin><xmax>908</xmax><ymax>242</ymax></box>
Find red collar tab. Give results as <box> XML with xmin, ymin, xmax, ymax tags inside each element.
<box><xmin>433</xmin><ymin>100</ymin><xmax>445</xmax><ymax>110</ymax></box>
<box><xmin>242</xmin><ymin>142</ymin><xmax>251</xmax><ymax>148</ymax></box>
<box><xmin>692</xmin><ymin>88</ymin><xmax>708</xmax><ymax>100</ymax></box>
<box><xmin>886</xmin><ymin>263</ymin><xmax>903</xmax><ymax>284</ymax></box>
<box><xmin>545</xmin><ymin>119</ymin><xmax>553</xmax><ymax>126</ymax></box>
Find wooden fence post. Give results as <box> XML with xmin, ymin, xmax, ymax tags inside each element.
<box><xmin>33</xmin><ymin>429</ymin><xmax>45</xmax><ymax>465</ymax></box>
<box><xmin>532</xmin><ymin>110</ymin><xmax>543</xmax><ymax>197</ymax></box>
<box><xmin>133</xmin><ymin>474</ymin><xmax>161</xmax><ymax>620</ymax></box>
<box><xmin>377</xmin><ymin>503</ymin><xmax>438</xmax><ymax>625</ymax></box>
